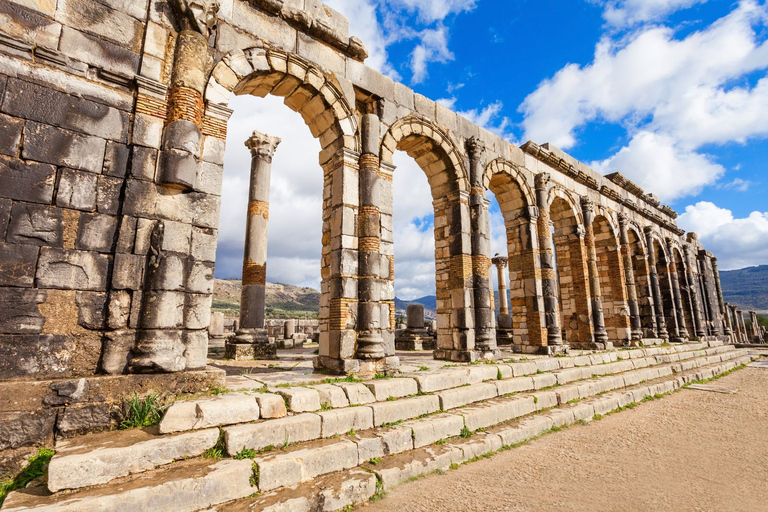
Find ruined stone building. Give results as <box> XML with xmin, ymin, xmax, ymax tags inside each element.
<box><xmin>0</xmin><ymin>0</ymin><xmax>740</xmax><ymax>472</ymax></box>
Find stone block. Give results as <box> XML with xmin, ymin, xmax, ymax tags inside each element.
<box><xmin>310</xmin><ymin>384</ymin><xmax>350</xmax><ymax>408</ymax></box>
<box><xmin>0</xmin><ymin>2</ymin><xmax>61</xmax><ymax>49</ymax></box>
<box><xmin>47</xmin><ymin>427</ymin><xmax>219</xmax><ymax>492</ymax></box>
<box><xmin>102</xmin><ymin>141</ymin><xmax>130</xmax><ymax>177</ymax></box>
<box><xmin>133</xmin><ymin>113</ymin><xmax>164</xmax><ymax>149</ymax></box>
<box><xmin>438</xmin><ymin>382</ymin><xmax>497</xmax><ymax>410</ymax></box>
<box><xmin>459</xmin><ymin>396</ymin><xmax>536</xmax><ymax>432</ymax></box>
<box><xmin>531</xmin><ymin>373</ymin><xmax>558</xmax><ymax>389</ymax></box>
<box><xmin>255</xmin><ymin>393</ymin><xmax>287</xmax><ymax>419</ymax></box>
<box><xmin>0</xmin><ymin>409</ymin><xmax>56</xmax><ymax>453</ymax></box>
<box><xmin>107</xmin><ymin>290</ymin><xmax>131</xmax><ymax>329</ymax></box>
<box><xmin>57</xmin><ymin>402</ymin><xmax>113</xmax><ymax>437</ymax></box>
<box><xmin>131</xmin><ymin>145</ymin><xmax>159</xmax><ymax>180</ymax></box>
<box><xmin>185</xmin><ymin>294</ymin><xmax>212</xmax><ymax>330</ymax></box>
<box><xmin>274</xmin><ymin>387</ymin><xmax>321</xmax><ymax>413</ymax></box>
<box><xmin>351</xmin><ymin>434</ymin><xmax>385</xmax><ymax>464</ymax></box>
<box><xmin>36</xmin><ymin>248</ymin><xmax>109</xmax><ymax>291</ymax></box>
<box><xmin>202</xmin><ymin>136</ymin><xmax>226</xmax><ymax>165</ymax></box>
<box><xmin>74</xmin><ymin>291</ymin><xmax>106</xmax><ymax>330</ymax></box>
<box><xmin>186</xmin><ymin>261</ymin><xmax>214</xmax><ymax>294</ymax></box>
<box><xmin>76</xmin><ymin>213</ymin><xmax>118</xmax><ymax>252</ymax></box>
<box><xmin>414</xmin><ymin>369</ymin><xmax>468</xmax><ymax>393</ymax></box>
<box><xmin>96</xmin><ymin>175</ymin><xmax>123</xmax><ymax>215</ymax></box>
<box><xmin>510</xmin><ymin>361</ymin><xmax>538</xmax><ymax>377</ymax></box>
<box><xmin>183</xmin><ymin>330</ymin><xmax>208</xmax><ymax>369</ymax></box>
<box><xmin>112</xmin><ymin>253</ymin><xmax>144</xmax><ymax>290</ymax></box>
<box><xmin>6</xmin><ymin>202</ymin><xmax>63</xmax><ymax>247</ymax></box>
<box><xmin>24</xmin><ymin>123</ymin><xmax>106</xmax><ymax>175</ymax></box>
<box><xmin>334</xmin><ymin>382</ymin><xmax>376</xmax><ymax>405</ymax></box>
<box><xmin>375</xmin><ymin>425</ymin><xmax>414</xmax><ymax>455</ymax></box>
<box><xmin>224</xmin><ymin>413</ymin><xmax>322</xmax><ymax>453</ymax></box>
<box><xmin>0</xmin><ymin>243</ymin><xmax>39</xmax><ymax>287</ymax></box>
<box><xmin>364</xmin><ymin>378</ymin><xmax>418</xmax><ymax>401</ymax></box>
<box><xmin>100</xmin><ymin>330</ymin><xmax>135</xmax><ymax>374</ymax></box>
<box><xmin>255</xmin><ymin>455</ymin><xmax>303</xmax><ymax>492</ymax></box>
<box><xmin>159</xmin><ymin>148</ymin><xmax>198</xmax><ymax>190</ymax></box>
<box><xmin>138</xmin><ymin>291</ymin><xmax>184</xmax><ymax>328</ymax></box>
<box><xmin>404</xmin><ymin>413</ymin><xmax>464</xmax><ymax>448</ymax></box>
<box><xmin>191</xmin><ymin>228</ymin><xmax>217</xmax><ymax>262</ymax></box>
<box><xmin>196</xmin><ymin>161</ymin><xmax>223</xmax><ymax>196</ymax></box>
<box><xmin>466</xmin><ymin>365</ymin><xmax>500</xmax><ymax>384</ymax></box>
<box><xmin>532</xmin><ymin>391</ymin><xmax>558</xmax><ymax>411</ymax></box>
<box><xmin>555</xmin><ymin>385</ymin><xmax>581</xmax><ymax>405</ymax></box>
<box><xmin>0</xmin><ymin>156</ymin><xmax>56</xmax><ymax>204</ymax></box>
<box><xmin>56</xmin><ymin>168</ymin><xmax>98</xmax><ymax>211</ymax></box>
<box><xmin>368</xmin><ymin>395</ymin><xmax>440</xmax><ymax>427</ymax></box>
<box><xmin>58</xmin><ymin>26</ymin><xmax>140</xmax><ymax>78</ymax></box>
<box><xmin>0</xmin><ymin>288</ymin><xmax>45</xmax><ymax>335</ymax></box>
<box><xmin>159</xmin><ymin>393</ymin><xmax>260</xmax><ymax>434</ymax></box>
<box><xmin>0</xmin><ymin>198</ymin><xmax>9</xmax><ymax>239</ymax></box>
<box><xmin>346</xmin><ymin>58</ymin><xmax>394</xmax><ymax>99</ymax></box>
<box><xmin>0</xmin><ymin>113</ymin><xmax>23</xmax><ymax>157</ymax></box>
<box><xmin>0</xmin><ymin>334</ymin><xmax>73</xmax><ymax>379</ymax></box>
<box><xmin>318</xmin><ymin>407</ymin><xmax>374</xmax><ymax>438</ymax></box>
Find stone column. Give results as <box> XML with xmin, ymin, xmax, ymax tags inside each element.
<box><xmin>492</xmin><ymin>255</ymin><xmax>510</xmax><ymax>317</ymax></box>
<box><xmin>467</xmin><ymin>137</ymin><xmax>498</xmax><ymax>356</ymax></box>
<box><xmin>698</xmin><ymin>251</ymin><xmax>722</xmax><ymax>336</ymax></box>
<box><xmin>683</xmin><ymin>245</ymin><xmax>707</xmax><ymax>338</ymax></box>
<box><xmin>645</xmin><ymin>228</ymin><xmax>669</xmax><ymax>340</ymax></box>
<box><xmin>395</xmin><ymin>304</ymin><xmax>435</xmax><ymax>351</ymax></box>
<box><xmin>729</xmin><ymin>305</ymin><xmax>741</xmax><ymax>342</ymax></box>
<box><xmin>356</xmin><ymin>113</ymin><xmax>387</xmax><ymax>361</ymax></box>
<box><xmin>617</xmin><ymin>214</ymin><xmax>642</xmax><ymax>342</ymax></box>
<box><xmin>723</xmin><ymin>303</ymin><xmax>734</xmax><ymax>342</ymax></box>
<box><xmin>737</xmin><ymin>310</ymin><xmax>747</xmax><ymax>341</ymax></box>
<box><xmin>711</xmin><ymin>258</ymin><xmax>730</xmax><ymax>336</ymax></box>
<box><xmin>749</xmin><ymin>311</ymin><xmax>761</xmax><ymax>342</ymax></box>
<box><xmin>535</xmin><ymin>173</ymin><xmax>563</xmax><ymax>347</ymax></box>
<box><xmin>226</xmin><ymin>131</ymin><xmax>280</xmax><ymax>360</ymax></box>
<box><xmin>581</xmin><ymin>198</ymin><xmax>609</xmax><ymax>347</ymax></box>
<box><xmin>665</xmin><ymin>239</ymin><xmax>688</xmax><ymax>341</ymax></box>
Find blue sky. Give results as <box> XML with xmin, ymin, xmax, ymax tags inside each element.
<box><xmin>216</xmin><ymin>0</ymin><xmax>768</xmax><ymax>299</ymax></box>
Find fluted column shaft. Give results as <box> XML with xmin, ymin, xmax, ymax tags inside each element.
<box><xmin>684</xmin><ymin>246</ymin><xmax>707</xmax><ymax>338</ymax></box>
<box><xmin>618</xmin><ymin>215</ymin><xmax>642</xmax><ymax>341</ymax></box>
<box><xmin>356</xmin><ymin>113</ymin><xmax>386</xmax><ymax>359</ymax></box>
<box><xmin>535</xmin><ymin>174</ymin><xmax>562</xmax><ymax>345</ymax></box>
<box><xmin>581</xmin><ymin>198</ymin><xmax>608</xmax><ymax>344</ymax></box>
<box><xmin>711</xmin><ymin>258</ymin><xmax>730</xmax><ymax>336</ymax></box>
<box><xmin>240</xmin><ymin>131</ymin><xmax>281</xmax><ymax>331</ymax></box>
<box><xmin>666</xmin><ymin>240</ymin><xmax>688</xmax><ymax>340</ymax></box>
<box><xmin>645</xmin><ymin>228</ymin><xmax>669</xmax><ymax>340</ymax></box>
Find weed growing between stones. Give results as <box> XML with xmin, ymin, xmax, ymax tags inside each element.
<box><xmin>119</xmin><ymin>392</ymin><xmax>166</xmax><ymax>430</ymax></box>
<box><xmin>371</xmin><ymin>477</ymin><xmax>386</xmax><ymax>501</ymax></box>
<box><xmin>418</xmin><ymin>366</ymin><xmax>430</xmax><ymax>371</ymax></box>
<box><xmin>347</xmin><ymin>428</ymin><xmax>356</xmax><ymax>436</ymax></box>
<box><xmin>203</xmin><ymin>429</ymin><xmax>228</xmax><ymax>459</ymax></box>
<box><xmin>234</xmin><ymin>447</ymin><xmax>257</xmax><ymax>460</ymax></box>
<box><xmin>369</xmin><ymin>457</ymin><xmax>382</xmax><ymax>465</ymax></box>
<box><xmin>459</xmin><ymin>426</ymin><xmax>473</xmax><ymax>438</ymax></box>
<box><xmin>0</xmin><ymin>448</ymin><xmax>55</xmax><ymax>506</ymax></box>
<box><xmin>321</xmin><ymin>402</ymin><xmax>333</xmax><ymax>411</ymax></box>
<box><xmin>593</xmin><ymin>414</ymin><xmax>603</xmax><ymax>421</ymax></box>
<box><xmin>249</xmin><ymin>463</ymin><xmax>259</xmax><ymax>487</ymax></box>
<box><xmin>497</xmin><ymin>368</ymin><xmax>503</xmax><ymax>380</ymax></box>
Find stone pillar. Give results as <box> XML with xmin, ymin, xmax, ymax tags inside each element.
<box><xmin>284</xmin><ymin>319</ymin><xmax>296</xmax><ymax>339</ymax></box>
<box><xmin>665</xmin><ymin>239</ymin><xmax>688</xmax><ymax>341</ymax></box>
<box><xmin>535</xmin><ymin>173</ymin><xmax>563</xmax><ymax>348</ymax></box>
<box><xmin>356</xmin><ymin>113</ymin><xmax>387</xmax><ymax>362</ymax></box>
<box><xmin>467</xmin><ymin>137</ymin><xmax>498</xmax><ymax>356</ymax></box>
<box><xmin>729</xmin><ymin>305</ymin><xmax>741</xmax><ymax>342</ymax></box>
<box><xmin>683</xmin><ymin>245</ymin><xmax>707</xmax><ymax>338</ymax></box>
<box><xmin>617</xmin><ymin>215</ymin><xmax>642</xmax><ymax>342</ymax></box>
<box><xmin>711</xmin><ymin>258</ymin><xmax>730</xmax><ymax>336</ymax></box>
<box><xmin>723</xmin><ymin>303</ymin><xmax>735</xmax><ymax>343</ymax></box>
<box><xmin>736</xmin><ymin>310</ymin><xmax>747</xmax><ymax>342</ymax></box>
<box><xmin>226</xmin><ymin>131</ymin><xmax>280</xmax><ymax>360</ymax></box>
<box><xmin>491</xmin><ymin>254</ymin><xmax>514</xmax><ymax>346</ymax></box>
<box><xmin>698</xmin><ymin>251</ymin><xmax>722</xmax><ymax>336</ymax></box>
<box><xmin>395</xmin><ymin>304</ymin><xmax>435</xmax><ymax>351</ymax></box>
<box><xmin>581</xmin><ymin>198</ymin><xmax>609</xmax><ymax>347</ymax></box>
<box><xmin>645</xmin><ymin>228</ymin><xmax>669</xmax><ymax>340</ymax></box>
<box><xmin>749</xmin><ymin>311</ymin><xmax>761</xmax><ymax>342</ymax></box>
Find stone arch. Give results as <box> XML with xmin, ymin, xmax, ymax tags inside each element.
<box><xmin>380</xmin><ymin>116</ymin><xmax>469</xmax><ymax>197</ymax></box>
<box><xmin>206</xmin><ymin>48</ymin><xmax>360</xmax><ymax>162</ymax></box>
<box><xmin>486</xmin><ymin>160</ymin><xmax>540</xmax><ymax>347</ymax></box>
<box><xmin>650</xmin><ymin>235</ymin><xmax>680</xmax><ymax>340</ymax></box>
<box><xmin>672</xmin><ymin>245</ymin><xmax>695</xmax><ymax>338</ymax></box>
<box><xmin>549</xmin><ymin>191</ymin><xmax>591</xmax><ymax>345</ymax></box>
<box><xmin>379</xmin><ymin>116</ymin><xmax>473</xmax><ymax>357</ymax></box>
<box><xmin>593</xmin><ymin>214</ymin><xmax>631</xmax><ymax>344</ymax></box>
<box><xmin>627</xmin><ymin>225</ymin><xmax>656</xmax><ymax>336</ymax></box>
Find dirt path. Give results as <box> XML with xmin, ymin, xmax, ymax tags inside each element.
<box><xmin>361</xmin><ymin>366</ymin><xmax>768</xmax><ymax>512</ymax></box>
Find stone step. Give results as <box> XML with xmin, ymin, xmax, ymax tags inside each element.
<box><xmin>208</xmin><ymin>352</ymin><xmax>755</xmax><ymax>511</ymax></box>
<box><xmin>42</xmin><ymin>345</ymin><xmax>744</xmax><ymax>494</ymax></box>
<box><xmin>10</xmin><ymin>351</ymin><xmax>753</xmax><ymax>510</ymax></box>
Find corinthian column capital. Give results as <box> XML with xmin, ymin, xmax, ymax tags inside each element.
<box><xmin>245</xmin><ymin>130</ymin><xmax>282</xmax><ymax>162</ymax></box>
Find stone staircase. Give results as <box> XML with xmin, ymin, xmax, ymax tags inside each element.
<box><xmin>3</xmin><ymin>341</ymin><xmax>757</xmax><ymax>512</ymax></box>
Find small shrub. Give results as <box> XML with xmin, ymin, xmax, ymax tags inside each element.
<box><xmin>497</xmin><ymin>368</ymin><xmax>503</xmax><ymax>380</ymax></box>
<box><xmin>0</xmin><ymin>448</ymin><xmax>55</xmax><ymax>506</ymax></box>
<box><xmin>459</xmin><ymin>426</ymin><xmax>473</xmax><ymax>438</ymax></box>
<box><xmin>234</xmin><ymin>447</ymin><xmax>257</xmax><ymax>460</ymax></box>
<box><xmin>371</xmin><ymin>478</ymin><xmax>386</xmax><ymax>501</ymax></box>
<box><xmin>119</xmin><ymin>392</ymin><xmax>165</xmax><ymax>430</ymax></box>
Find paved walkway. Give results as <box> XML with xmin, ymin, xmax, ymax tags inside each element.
<box><xmin>362</xmin><ymin>361</ymin><xmax>768</xmax><ymax>512</ymax></box>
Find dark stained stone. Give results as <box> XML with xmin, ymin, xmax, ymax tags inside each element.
<box><xmin>0</xmin><ymin>156</ymin><xmax>56</xmax><ymax>204</ymax></box>
<box><xmin>0</xmin><ymin>334</ymin><xmax>73</xmax><ymax>379</ymax></box>
<box><xmin>0</xmin><ymin>409</ymin><xmax>57</xmax><ymax>451</ymax></box>
<box><xmin>0</xmin><ymin>288</ymin><xmax>46</xmax><ymax>335</ymax></box>
<box><xmin>56</xmin><ymin>402</ymin><xmax>114</xmax><ymax>437</ymax></box>
<box><xmin>103</xmin><ymin>141</ymin><xmax>130</xmax><ymax>177</ymax></box>
<box><xmin>0</xmin><ymin>198</ymin><xmax>10</xmax><ymax>239</ymax></box>
<box><xmin>96</xmin><ymin>175</ymin><xmax>124</xmax><ymax>215</ymax></box>
<box><xmin>0</xmin><ymin>242</ymin><xmax>39</xmax><ymax>287</ymax></box>
<box><xmin>76</xmin><ymin>213</ymin><xmax>118</xmax><ymax>252</ymax></box>
<box><xmin>0</xmin><ymin>113</ymin><xmax>23</xmax><ymax>157</ymax></box>
<box><xmin>6</xmin><ymin>202</ymin><xmax>63</xmax><ymax>247</ymax></box>
<box><xmin>36</xmin><ymin>248</ymin><xmax>110</xmax><ymax>291</ymax></box>
<box><xmin>24</xmin><ymin>123</ymin><xmax>106</xmax><ymax>175</ymax></box>
<box><xmin>76</xmin><ymin>291</ymin><xmax>107</xmax><ymax>330</ymax></box>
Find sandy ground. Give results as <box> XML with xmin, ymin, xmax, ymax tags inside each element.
<box><xmin>361</xmin><ymin>365</ymin><xmax>768</xmax><ymax>512</ymax></box>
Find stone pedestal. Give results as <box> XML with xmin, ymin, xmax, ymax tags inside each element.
<box><xmin>395</xmin><ymin>304</ymin><xmax>436</xmax><ymax>351</ymax></box>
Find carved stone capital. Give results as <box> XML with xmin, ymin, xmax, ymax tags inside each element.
<box><xmin>617</xmin><ymin>212</ymin><xmax>629</xmax><ymax>227</ymax></box>
<box><xmin>491</xmin><ymin>255</ymin><xmax>508</xmax><ymax>268</ymax></box>
<box><xmin>466</xmin><ymin>136</ymin><xmax>486</xmax><ymax>162</ymax></box>
<box><xmin>172</xmin><ymin>0</ymin><xmax>220</xmax><ymax>38</ymax></box>
<box><xmin>574</xmin><ymin>225</ymin><xmax>586</xmax><ymax>239</ymax></box>
<box><xmin>535</xmin><ymin>172</ymin><xmax>550</xmax><ymax>191</ymax></box>
<box><xmin>245</xmin><ymin>130</ymin><xmax>281</xmax><ymax>161</ymax></box>
<box><xmin>580</xmin><ymin>196</ymin><xmax>594</xmax><ymax>214</ymax></box>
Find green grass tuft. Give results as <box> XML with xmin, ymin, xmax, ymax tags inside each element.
<box><xmin>234</xmin><ymin>447</ymin><xmax>257</xmax><ymax>460</ymax></box>
<box><xmin>119</xmin><ymin>392</ymin><xmax>166</xmax><ymax>430</ymax></box>
<box><xmin>0</xmin><ymin>448</ymin><xmax>55</xmax><ymax>506</ymax></box>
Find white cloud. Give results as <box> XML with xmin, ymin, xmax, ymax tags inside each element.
<box><xmin>721</xmin><ymin>177</ymin><xmax>752</xmax><ymax>191</ymax></box>
<box><xmin>457</xmin><ymin>101</ymin><xmax>515</xmax><ymax>141</ymax></box>
<box><xmin>521</xmin><ymin>1</ymin><xmax>768</xmax><ymax>200</ymax></box>
<box><xmin>591</xmin><ymin>131</ymin><xmax>725</xmax><ymax>201</ymax></box>
<box><xmin>678</xmin><ymin>201</ymin><xmax>768</xmax><ymax>269</ymax></box>
<box><xmin>389</xmin><ymin>0</ymin><xmax>477</xmax><ymax>23</ymax></box>
<box><xmin>597</xmin><ymin>0</ymin><xmax>708</xmax><ymax>27</ymax></box>
<box><xmin>410</xmin><ymin>26</ymin><xmax>454</xmax><ymax>83</ymax></box>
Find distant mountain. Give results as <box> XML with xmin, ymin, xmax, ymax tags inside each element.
<box><xmin>212</xmin><ymin>279</ymin><xmax>320</xmax><ymax>319</ymax></box>
<box><xmin>394</xmin><ymin>296</ymin><xmax>437</xmax><ymax>320</ymax></box>
<box><xmin>719</xmin><ymin>265</ymin><xmax>768</xmax><ymax>314</ymax></box>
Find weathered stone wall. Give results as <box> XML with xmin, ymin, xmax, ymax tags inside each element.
<box><xmin>0</xmin><ymin>0</ymin><xmax>732</xmax><ymax>399</ymax></box>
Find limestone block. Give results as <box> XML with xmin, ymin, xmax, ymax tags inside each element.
<box><xmin>345</xmin><ymin>58</ymin><xmax>394</xmax><ymax>99</ymax></box>
<box><xmin>55</xmin><ymin>0</ymin><xmax>143</xmax><ymax>50</ymax></box>
<box><xmin>255</xmin><ymin>393</ymin><xmax>287</xmax><ymax>419</ymax></box>
<box><xmin>138</xmin><ymin>291</ymin><xmax>185</xmax><ymax>328</ymax></box>
<box><xmin>555</xmin><ymin>385</ymin><xmax>581</xmax><ymax>405</ymax></box>
<box><xmin>438</xmin><ymin>382</ymin><xmax>497</xmax><ymax>410</ymax></box>
<box><xmin>0</xmin><ymin>113</ymin><xmax>23</xmax><ymax>158</ymax></box>
<box><xmin>230</xmin><ymin>0</ymin><xmax>297</xmax><ymax>52</ymax></box>
<box><xmin>75</xmin><ymin>213</ymin><xmax>117</xmax><ymax>253</ymax></box>
<box><xmin>364</xmin><ymin>378</ymin><xmax>418</xmax><ymax>401</ymax></box>
<box><xmin>369</xmin><ymin>395</ymin><xmax>440</xmax><ymax>427</ymax></box>
<box><xmin>296</xmin><ymin>32</ymin><xmax>345</xmax><ymax>77</ymax></box>
<box><xmin>24</xmin><ymin>123</ymin><xmax>105</xmax><ymax>175</ymax></box>
<box><xmin>509</xmin><ymin>361</ymin><xmax>538</xmax><ymax>377</ymax></box>
<box><xmin>133</xmin><ymin>113</ymin><xmax>164</xmax><ymax>149</ymax></box>
<box><xmin>274</xmin><ymin>387</ymin><xmax>321</xmax><ymax>413</ymax></box>
<box><xmin>55</xmin><ymin>169</ymin><xmax>98</xmax><ymax>211</ymax></box>
<box><xmin>257</xmin><ymin>440</ymin><xmax>358</xmax><ymax>492</ymax></box>
<box><xmin>351</xmin><ymin>434</ymin><xmax>385</xmax><ymax>464</ymax></box>
<box><xmin>160</xmin><ymin>394</ymin><xmax>260</xmax><ymax>434</ymax></box>
<box><xmin>56</xmin><ymin>402</ymin><xmax>113</xmax><ymax>437</ymax></box>
<box><xmin>112</xmin><ymin>253</ymin><xmax>144</xmax><ymax>290</ymax></box>
<box><xmin>459</xmin><ymin>396</ymin><xmax>536</xmax><ymax>432</ymax></box>
<box><xmin>318</xmin><ymin>407</ymin><xmax>374</xmax><ymax>438</ymax></box>
<box><xmin>334</xmin><ymin>382</ymin><xmax>376</xmax><ymax>405</ymax></box>
<box><xmin>102</xmin><ymin>141</ymin><xmax>130</xmax><ymax>178</ymax></box>
<box><xmin>185</xmin><ymin>294</ymin><xmax>212</xmax><ymax>330</ymax></box>
<box><xmin>0</xmin><ymin>157</ymin><xmax>56</xmax><ymax>204</ymax></box>
<box><xmin>224</xmin><ymin>414</ymin><xmax>322</xmax><ymax>453</ymax></box>
<box><xmin>160</xmin><ymin>148</ymin><xmax>198</xmax><ymax>190</ymax></box>
<box><xmin>466</xmin><ymin>365</ymin><xmax>499</xmax><ymax>384</ymax></box>
<box><xmin>532</xmin><ymin>391</ymin><xmax>558</xmax><ymax>411</ymax></box>
<box><xmin>143</xmin><ymin>21</ymin><xmax>168</xmax><ymax>59</ymax></box>
<box><xmin>0</xmin><ymin>198</ymin><xmax>9</xmax><ymax>239</ymax></box>
<box><xmin>413</xmin><ymin>369</ymin><xmax>468</xmax><ymax>393</ymax></box>
<box><xmin>191</xmin><ymin>228</ymin><xmax>218</xmax><ymax>262</ymax></box>
<box><xmin>197</xmin><ymin>161</ymin><xmax>224</xmax><ymax>196</ymax></box>
<box><xmin>36</xmin><ymin>248</ymin><xmax>109</xmax><ymax>291</ymax></box>
<box><xmin>96</xmin><ymin>175</ymin><xmax>123</xmax><ymax>215</ymax></box>
<box><xmin>310</xmin><ymin>384</ymin><xmax>350</xmax><ymax>408</ymax></box>
<box><xmin>375</xmin><ymin>446</ymin><xmax>463</xmax><ymax>491</ymax></box>
<box><xmin>255</xmin><ymin>455</ymin><xmax>303</xmax><ymax>492</ymax></box>
<box><xmin>0</xmin><ymin>288</ymin><xmax>45</xmax><ymax>334</ymax></box>
<box><xmin>0</xmin><ymin>243</ymin><xmax>39</xmax><ymax>287</ymax></box>
<box><xmin>404</xmin><ymin>413</ymin><xmax>464</xmax><ymax>448</ymax></box>
<box><xmin>6</xmin><ymin>203</ymin><xmax>63</xmax><ymax>247</ymax></box>
<box><xmin>202</xmin><ymin>136</ymin><xmax>227</xmax><ymax>165</ymax></box>
<box><xmin>183</xmin><ymin>330</ymin><xmax>208</xmax><ymax>369</ymax></box>
<box><xmin>48</xmin><ymin>428</ymin><xmax>219</xmax><ymax>492</ymax></box>
<box><xmin>187</xmin><ymin>261</ymin><xmax>214</xmax><ymax>294</ymax></box>
<box><xmin>531</xmin><ymin>373</ymin><xmax>558</xmax><ymax>389</ymax></box>
<box><xmin>100</xmin><ymin>330</ymin><xmax>134</xmax><ymax>374</ymax></box>
<box><xmin>131</xmin><ymin>146</ymin><xmax>159</xmax><ymax>180</ymax></box>
<box><xmin>0</xmin><ymin>2</ymin><xmax>61</xmax><ymax>49</ymax></box>
<box><xmin>106</xmin><ymin>290</ymin><xmax>131</xmax><ymax>329</ymax></box>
